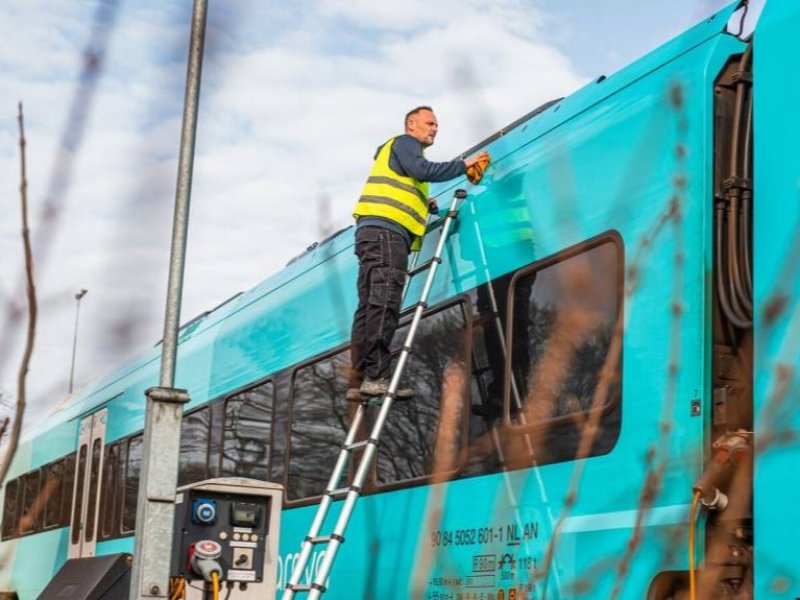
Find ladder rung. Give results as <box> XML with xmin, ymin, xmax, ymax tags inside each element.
<box><xmin>288</xmin><ymin>583</ymin><xmax>327</xmax><ymax>593</ymax></box>
<box><xmin>408</xmin><ymin>256</ymin><xmax>442</xmax><ymax>277</ymax></box>
<box><xmin>306</xmin><ymin>533</ymin><xmax>345</xmax><ymax>545</ymax></box>
<box><xmin>345</xmin><ymin>438</ymin><xmax>377</xmax><ymax>451</ymax></box>
<box><xmin>327</xmin><ymin>485</ymin><xmax>362</xmax><ymax>499</ymax></box>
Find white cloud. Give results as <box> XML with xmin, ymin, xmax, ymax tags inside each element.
<box><xmin>0</xmin><ymin>0</ymin><xmax>585</xmax><ymax>426</ymax></box>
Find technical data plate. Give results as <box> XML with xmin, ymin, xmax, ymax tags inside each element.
<box><xmin>227</xmin><ymin>569</ymin><xmax>257</xmax><ymax>582</ymax></box>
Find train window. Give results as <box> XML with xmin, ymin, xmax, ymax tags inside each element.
<box><xmin>71</xmin><ymin>445</ymin><xmax>88</xmax><ymax>545</ymax></box>
<box><xmin>44</xmin><ymin>459</ymin><xmax>66</xmax><ymax>529</ymax></box>
<box><xmin>222</xmin><ymin>381</ymin><xmax>273</xmax><ymax>481</ymax></box>
<box><xmin>61</xmin><ymin>454</ymin><xmax>76</xmax><ymax>527</ymax></box>
<box><xmin>100</xmin><ymin>443</ymin><xmax>120</xmax><ymax>540</ymax></box>
<box><xmin>84</xmin><ymin>438</ymin><xmax>103</xmax><ymax>542</ymax></box>
<box><xmin>507</xmin><ymin>239</ymin><xmax>621</xmax><ymax>425</ymax></box>
<box><xmin>375</xmin><ymin>301</ymin><xmax>470</xmax><ymax>485</ymax></box>
<box><xmin>122</xmin><ymin>435</ymin><xmax>142</xmax><ymax>533</ymax></box>
<box><xmin>179</xmin><ymin>407</ymin><xmax>211</xmax><ymax>487</ymax></box>
<box><xmin>463</xmin><ymin>237</ymin><xmax>624</xmax><ymax>469</ymax></box>
<box><xmin>20</xmin><ymin>470</ymin><xmax>42</xmax><ymax>535</ymax></box>
<box><xmin>287</xmin><ymin>349</ymin><xmax>351</xmax><ymax>501</ymax></box>
<box><xmin>1</xmin><ymin>478</ymin><xmax>20</xmax><ymax>540</ymax></box>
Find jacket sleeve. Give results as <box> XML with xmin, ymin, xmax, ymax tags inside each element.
<box><xmin>390</xmin><ymin>135</ymin><xmax>467</xmax><ymax>183</ymax></box>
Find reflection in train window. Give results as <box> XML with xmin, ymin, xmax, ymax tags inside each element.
<box><xmin>71</xmin><ymin>445</ymin><xmax>87</xmax><ymax>544</ymax></box>
<box><xmin>44</xmin><ymin>459</ymin><xmax>68</xmax><ymax>530</ymax></box>
<box><xmin>376</xmin><ymin>302</ymin><xmax>470</xmax><ymax>485</ymax></box>
<box><xmin>100</xmin><ymin>443</ymin><xmax>120</xmax><ymax>539</ymax></box>
<box><xmin>465</xmin><ymin>237</ymin><xmax>623</xmax><ymax>473</ymax></box>
<box><xmin>20</xmin><ymin>469</ymin><xmax>42</xmax><ymax>534</ymax></box>
<box><xmin>287</xmin><ymin>351</ymin><xmax>351</xmax><ymax>501</ymax></box>
<box><xmin>222</xmin><ymin>381</ymin><xmax>273</xmax><ymax>481</ymax></box>
<box><xmin>1</xmin><ymin>478</ymin><xmax>19</xmax><ymax>539</ymax></box>
<box><xmin>122</xmin><ymin>435</ymin><xmax>142</xmax><ymax>533</ymax></box>
<box><xmin>179</xmin><ymin>408</ymin><xmax>211</xmax><ymax>487</ymax></box>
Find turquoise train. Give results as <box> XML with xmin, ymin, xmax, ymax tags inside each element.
<box><xmin>2</xmin><ymin>1</ymin><xmax>798</xmax><ymax>598</ymax></box>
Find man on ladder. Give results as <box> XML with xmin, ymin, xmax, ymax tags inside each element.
<box><xmin>348</xmin><ymin>105</ymin><xmax>490</xmax><ymax>401</ymax></box>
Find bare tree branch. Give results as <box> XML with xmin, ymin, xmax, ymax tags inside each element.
<box><xmin>0</xmin><ymin>102</ymin><xmax>38</xmax><ymax>486</ymax></box>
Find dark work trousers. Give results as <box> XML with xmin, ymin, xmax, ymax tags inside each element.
<box><xmin>349</xmin><ymin>226</ymin><xmax>410</xmax><ymax>385</ymax></box>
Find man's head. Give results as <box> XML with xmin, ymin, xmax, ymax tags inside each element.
<box><xmin>405</xmin><ymin>106</ymin><xmax>438</xmax><ymax>147</ymax></box>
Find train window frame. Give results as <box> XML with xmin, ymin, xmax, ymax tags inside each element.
<box><xmin>284</xmin><ymin>296</ymin><xmax>473</xmax><ymax>506</ymax></box>
<box><xmin>99</xmin><ymin>442</ymin><xmax>121</xmax><ymax>541</ymax></box>
<box><xmin>19</xmin><ymin>469</ymin><xmax>42</xmax><ymax>535</ymax></box>
<box><xmin>374</xmin><ymin>297</ymin><xmax>473</xmax><ymax>492</ymax></box>
<box><xmin>121</xmin><ymin>434</ymin><xmax>143</xmax><ymax>534</ymax></box>
<box><xmin>1</xmin><ymin>478</ymin><xmax>20</xmax><ymax>540</ymax></box>
<box><xmin>43</xmin><ymin>457</ymin><xmax>70</xmax><ymax>531</ymax></box>
<box><xmin>220</xmin><ymin>378</ymin><xmax>275</xmax><ymax>482</ymax></box>
<box><xmin>178</xmin><ymin>405</ymin><xmax>212</xmax><ymax>487</ymax></box>
<box><xmin>503</xmin><ymin>232</ymin><xmax>624</xmax><ymax>433</ymax></box>
<box><xmin>284</xmin><ymin>342</ymin><xmax>352</xmax><ymax>506</ymax></box>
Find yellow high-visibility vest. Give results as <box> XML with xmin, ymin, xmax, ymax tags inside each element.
<box><xmin>353</xmin><ymin>137</ymin><xmax>430</xmax><ymax>242</ymax></box>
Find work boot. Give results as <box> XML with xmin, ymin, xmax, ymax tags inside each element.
<box><xmin>345</xmin><ymin>387</ymin><xmax>363</xmax><ymax>403</ymax></box>
<box><xmin>360</xmin><ymin>377</ymin><xmax>414</xmax><ymax>400</ymax></box>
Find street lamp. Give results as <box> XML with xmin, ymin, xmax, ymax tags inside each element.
<box><xmin>69</xmin><ymin>288</ymin><xmax>88</xmax><ymax>394</ymax></box>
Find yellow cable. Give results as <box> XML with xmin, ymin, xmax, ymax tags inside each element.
<box><xmin>211</xmin><ymin>571</ymin><xmax>220</xmax><ymax>600</ymax></box>
<box><xmin>689</xmin><ymin>491</ymin><xmax>701</xmax><ymax>600</ymax></box>
<box><xmin>169</xmin><ymin>578</ymin><xmax>185</xmax><ymax>600</ymax></box>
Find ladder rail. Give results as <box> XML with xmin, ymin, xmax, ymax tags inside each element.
<box><xmin>283</xmin><ymin>405</ymin><xmax>367</xmax><ymax>592</ymax></box>
<box><xmin>282</xmin><ymin>189</ymin><xmax>467</xmax><ymax>599</ymax></box>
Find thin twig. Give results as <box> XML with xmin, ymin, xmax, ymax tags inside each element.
<box><xmin>0</xmin><ymin>103</ymin><xmax>38</xmax><ymax>486</ymax></box>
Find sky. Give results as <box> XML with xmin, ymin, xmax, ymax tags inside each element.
<box><xmin>0</xmin><ymin>0</ymin><xmax>763</xmax><ymax>430</ymax></box>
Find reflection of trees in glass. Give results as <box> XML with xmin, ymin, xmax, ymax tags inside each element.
<box><xmin>288</xmin><ymin>352</ymin><xmax>352</xmax><ymax>500</ymax></box>
<box><xmin>287</xmin><ymin>306</ymin><xmax>469</xmax><ymax>500</ymax></box>
<box><xmin>1</xmin><ymin>479</ymin><xmax>19</xmax><ymax>539</ymax></box>
<box><xmin>123</xmin><ymin>436</ymin><xmax>142</xmax><ymax>532</ymax></box>
<box><xmin>377</xmin><ymin>304</ymin><xmax>467</xmax><ymax>483</ymax></box>
<box><xmin>85</xmin><ymin>438</ymin><xmax>102</xmax><ymax>541</ymax></box>
<box><xmin>60</xmin><ymin>454</ymin><xmax>75</xmax><ymax>528</ymax></box>
<box><xmin>510</xmin><ymin>242</ymin><xmax>620</xmax><ymax>424</ymax></box>
<box><xmin>99</xmin><ymin>444</ymin><xmax>119</xmax><ymax>538</ymax></box>
<box><xmin>71</xmin><ymin>445</ymin><xmax>87</xmax><ymax>544</ymax></box>
<box><xmin>223</xmin><ymin>382</ymin><xmax>273</xmax><ymax>481</ymax></box>
<box><xmin>179</xmin><ymin>408</ymin><xmax>210</xmax><ymax>486</ymax></box>
<box><xmin>19</xmin><ymin>470</ymin><xmax>40</xmax><ymax>533</ymax></box>
<box><xmin>45</xmin><ymin>460</ymin><xmax>66</xmax><ymax>528</ymax></box>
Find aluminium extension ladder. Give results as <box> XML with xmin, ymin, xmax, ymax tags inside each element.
<box><xmin>281</xmin><ymin>188</ymin><xmax>468</xmax><ymax>599</ymax></box>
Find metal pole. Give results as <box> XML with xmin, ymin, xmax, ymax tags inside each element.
<box><xmin>129</xmin><ymin>0</ymin><xmax>208</xmax><ymax>597</ymax></box>
<box><xmin>68</xmin><ymin>288</ymin><xmax>87</xmax><ymax>394</ymax></box>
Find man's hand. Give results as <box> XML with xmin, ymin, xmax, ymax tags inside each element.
<box><xmin>464</xmin><ymin>151</ymin><xmax>491</xmax><ymax>184</ymax></box>
<box><xmin>464</xmin><ymin>151</ymin><xmax>490</xmax><ymax>168</ymax></box>
<box><xmin>428</xmin><ymin>198</ymin><xmax>439</xmax><ymax>214</ymax></box>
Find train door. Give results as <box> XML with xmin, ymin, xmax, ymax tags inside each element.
<box><xmin>68</xmin><ymin>409</ymin><xmax>107</xmax><ymax>558</ymax></box>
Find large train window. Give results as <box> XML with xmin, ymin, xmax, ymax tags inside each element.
<box><xmin>287</xmin><ymin>349</ymin><xmax>351</xmax><ymax>501</ymax></box>
<box><xmin>506</xmin><ymin>238</ymin><xmax>621</xmax><ymax>426</ymax></box>
<box><xmin>178</xmin><ymin>407</ymin><xmax>211</xmax><ymax>486</ymax></box>
<box><xmin>222</xmin><ymin>381</ymin><xmax>273</xmax><ymax>481</ymax></box>
<box><xmin>1</xmin><ymin>478</ymin><xmax>19</xmax><ymax>540</ymax></box>
<box><xmin>467</xmin><ymin>236</ymin><xmax>622</xmax><ymax>471</ymax></box>
<box><xmin>122</xmin><ymin>435</ymin><xmax>142</xmax><ymax>533</ymax></box>
<box><xmin>375</xmin><ymin>301</ymin><xmax>470</xmax><ymax>485</ymax></box>
<box><xmin>503</xmin><ymin>237</ymin><xmax>622</xmax><ymax>465</ymax></box>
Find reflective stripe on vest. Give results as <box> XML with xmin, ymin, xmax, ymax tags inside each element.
<box><xmin>353</xmin><ymin>137</ymin><xmax>430</xmax><ymax>237</ymax></box>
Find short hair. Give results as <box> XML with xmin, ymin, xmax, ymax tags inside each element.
<box><xmin>405</xmin><ymin>106</ymin><xmax>433</xmax><ymax>129</ymax></box>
